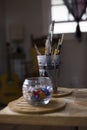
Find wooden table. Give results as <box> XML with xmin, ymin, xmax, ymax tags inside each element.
<box><xmin>0</xmin><ymin>88</ymin><xmax>87</xmax><ymax>127</ymax></box>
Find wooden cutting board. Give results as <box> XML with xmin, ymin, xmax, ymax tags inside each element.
<box><xmin>52</xmin><ymin>87</ymin><xmax>73</xmax><ymax>97</ymax></box>
<box><xmin>8</xmin><ymin>96</ymin><xmax>66</xmax><ymax>114</ymax></box>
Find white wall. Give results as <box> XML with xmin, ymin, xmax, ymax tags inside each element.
<box><xmin>41</xmin><ymin>0</ymin><xmax>51</xmax><ymax>35</ymax></box>
<box><xmin>5</xmin><ymin>0</ymin><xmax>44</xmax><ymax>80</ymax></box>
<box><xmin>5</xmin><ymin>0</ymin><xmax>43</xmax><ymax>59</ymax></box>
<box><xmin>5</xmin><ymin>0</ymin><xmax>52</xmax><ymax>58</ymax></box>
<box><xmin>58</xmin><ymin>33</ymin><xmax>87</xmax><ymax>88</ymax></box>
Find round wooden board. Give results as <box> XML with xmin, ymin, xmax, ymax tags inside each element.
<box><xmin>8</xmin><ymin>97</ymin><xmax>66</xmax><ymax>114</ymax></box>
<box><xmin>52</xmin><ymin>87</ymin><xmax>73</xmax><ymax>98</ymax></box>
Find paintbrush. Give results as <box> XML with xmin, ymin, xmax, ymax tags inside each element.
<box><xmin>53</xmin><ymin>33</ymin><xmax>64</xmax><ymax>55</ymax></box>
<box><xmin>34</xmin><ymin>44</ymin><xmax>41</xmax><ymax>55</ymax></box>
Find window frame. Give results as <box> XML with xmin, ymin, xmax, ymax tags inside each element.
<box><xmin>51</xmin><ymin>0</ymin><xmax>87</xmax><ymax>34</ymax></box>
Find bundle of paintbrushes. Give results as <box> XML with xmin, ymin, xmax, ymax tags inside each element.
<box><xmin>36</xmin><ymin>21</ymin><xmax>64</xmax><ymax>93</ymax></box>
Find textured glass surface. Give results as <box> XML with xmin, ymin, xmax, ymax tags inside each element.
<box><xmin>22</xmin><ymin>77</ymin><xmax>53</xmax><ymax>106</ymax></box>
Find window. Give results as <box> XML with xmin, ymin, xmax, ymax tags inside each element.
<box><xmin>51</xmin><ymin>0</ymin><xmax>87</xmax><ymax>34</ymax></box>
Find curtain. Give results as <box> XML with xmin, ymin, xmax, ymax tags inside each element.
<box><xmin>63</xmin><ymin>0</ymin><xmax>87</xmax><ymax>40</ymax></box>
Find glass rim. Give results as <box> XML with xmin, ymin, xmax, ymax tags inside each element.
<box><xmin>24</xmin><ymin>77</ymin><xmax>51</xmax><ymax>80</ymax></box>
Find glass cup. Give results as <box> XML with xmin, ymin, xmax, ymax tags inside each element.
<box><xmin>37</xmin><ymin>55</ymin><xmax>59</xmax><ymax>93</ymax></box>
<box><xmin>37</xmin><ymin>55</ymin><xmax>51</xmax><ymax>77</ymax></box>
<box><xmin>22</xmin><ymin>77</ymin><xmax>53</xmax><ymax>106</ymax></box>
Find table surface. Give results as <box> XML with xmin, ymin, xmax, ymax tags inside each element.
<box><xmin>0</xmin><ymin>88</ymin><xmax>87</xmax><ymax>127</ymax></box>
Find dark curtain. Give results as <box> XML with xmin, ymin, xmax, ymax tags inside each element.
<box><xmin>63</xmin><ymin>0</ymin><xmax>87</xmax><ymax>40</ymax></box>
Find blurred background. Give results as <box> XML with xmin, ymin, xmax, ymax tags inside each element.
<box><xmin>0</xmin><ymin>0</ymin><xmax>87</xmax><ymax>105</ymax></box>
